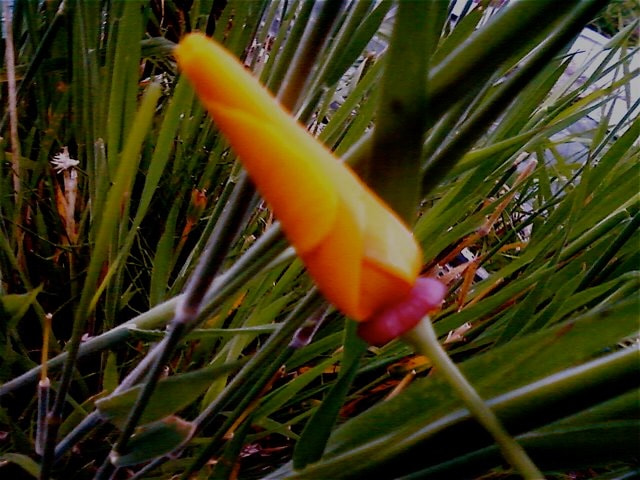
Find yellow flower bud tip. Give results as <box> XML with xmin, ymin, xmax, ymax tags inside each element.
<box><xmin>175</xmin><ymin>33</ymin><xmax>423</xmax><ymax>321</ymax></box>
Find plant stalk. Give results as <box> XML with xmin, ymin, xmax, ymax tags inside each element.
<box><xmin>403</xmin><ymin>318</ymin><xmax>543</xmax><ymax>480</ymax></box>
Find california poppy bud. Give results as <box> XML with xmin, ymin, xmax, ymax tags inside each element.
<box><xmin>175</xmin><ymin>34</ymin><xmax>421</xmax><ymax>322</ymax></box>
<box><xmin>358</xmin><ymin>277</ymin><xmax>447</xmax><ymax>346</ymax></box>
<box><xmin>176</xmin><ymin>34</ymin><xmax>443</xmax><ymax>347</ymax></box>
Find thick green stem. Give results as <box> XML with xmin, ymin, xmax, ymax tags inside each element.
<box><xmin>403</xmin><ymin>318</ymin><xmax>543</xmax><ymax>480</ymax></box>
<box><xmin>364</xmin><ymin>0</ymin><xmax>435</xmax><ymax>222</ymax></box>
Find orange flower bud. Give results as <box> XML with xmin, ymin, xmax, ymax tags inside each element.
<box><xmin>175</xmin><ymin>33</ymin><xmax>422</xmax><ymax>321</ymax></box>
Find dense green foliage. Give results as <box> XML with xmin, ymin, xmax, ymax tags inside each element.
<box><xmin>0</xmin><ymin>1</ymin><xmax>638</xmax><ymax>479</ymax></box>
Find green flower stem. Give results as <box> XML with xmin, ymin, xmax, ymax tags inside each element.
<box><xmin>403</xmin><ymin>318</ymin><xmax>543</xmax><ymax>480</ymax></box>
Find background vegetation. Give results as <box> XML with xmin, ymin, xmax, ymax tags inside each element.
<box><xmin>0</xmin><ymin>0</ymin><xmax>638</xmax><ymax>479</ymax></box>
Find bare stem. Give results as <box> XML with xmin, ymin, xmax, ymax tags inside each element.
<box><xmin>403</xmin><ymin>318</ymin><xmax>543</xmax><ymax>480</ymax></box>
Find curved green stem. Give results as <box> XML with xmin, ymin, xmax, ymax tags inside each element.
<box><xmin>403</xmin><ymin>318</ymin><xmax>543</xmax><ymax>480</ymax></box>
